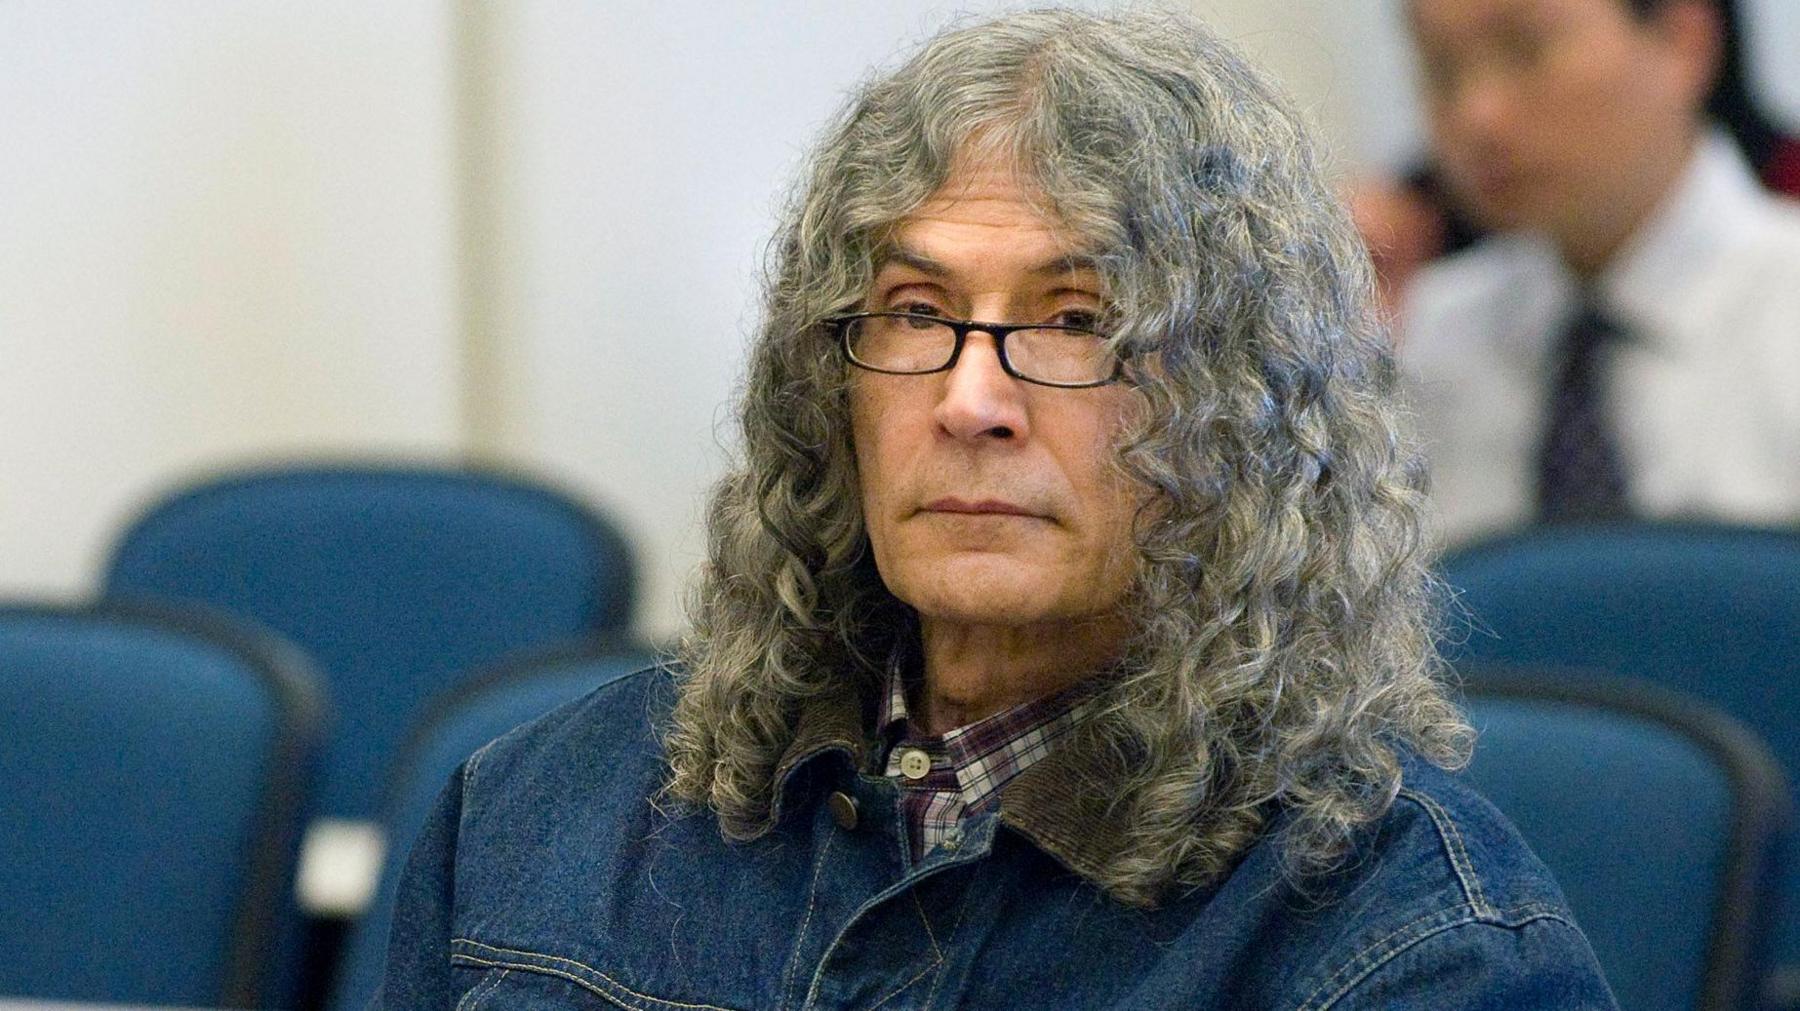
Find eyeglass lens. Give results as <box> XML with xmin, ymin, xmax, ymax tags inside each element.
<box><xmin>844</xmin><ymin>314</ymin><xmax>1114</xmax><ymax>386</ymax></box>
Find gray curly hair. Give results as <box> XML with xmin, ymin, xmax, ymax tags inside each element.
<box><xmin>667</xmin><ymin>7</ymin><xmax>1471</xmax><ymax>907</ymax></box>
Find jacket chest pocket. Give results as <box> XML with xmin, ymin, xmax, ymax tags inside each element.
<box><xmin>450</xmin><ymin>938</ymin><xmax>750</xmax><ymax>1010</ymax></box>
<box><xmin>451</xmin><ymin>965</ymin><xmax>512</xmax><ymax>1011</ymax></box>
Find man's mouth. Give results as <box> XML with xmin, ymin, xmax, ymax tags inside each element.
<box><xmin>921</xmin><ymin>497</ymin><xmax>1045</xmax><ymax>519</ymax></box>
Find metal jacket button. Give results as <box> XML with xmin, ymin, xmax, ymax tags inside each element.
<box><xmin>827</xmin><ymin>790</ymin><xmax>859</xmax><ymax>830</ymax></box>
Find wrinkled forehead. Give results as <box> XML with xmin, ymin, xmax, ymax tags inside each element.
<box><xmin>869</xmin><ymin>144</ymin><xmax>1110</xmax><ymax>279</ymax></box>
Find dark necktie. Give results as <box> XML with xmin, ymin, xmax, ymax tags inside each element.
<box><xmin>1535</xmin><ymin>298</ymin><xmax>1632</xmax><ymax>523</ymax></box>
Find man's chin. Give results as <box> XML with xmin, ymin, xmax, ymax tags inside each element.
<box><xmin>886</xmin><ymin>558</ymin><xmax>1060</xmax><ymax>627</ymax></box>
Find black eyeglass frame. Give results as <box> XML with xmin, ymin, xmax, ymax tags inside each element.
<box><xmin>825</xmin><ymin>311</ymin><xmax>1123</xmax><ymax>389</ymax></box>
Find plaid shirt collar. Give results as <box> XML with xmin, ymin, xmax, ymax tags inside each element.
<box><xmin>768</xmin><ymin>660</ymin><xmax>1130</xmax><ymax>886</ymax></box>
<box><xmin>876</xmin><ymin>663</ymin><xmax>1099</xmax><ymax>858</ymax></box>
<box><xmin>878</xmin><ymin>668</ymin><xmax>1093</xmax><ymax>787</ymax></box>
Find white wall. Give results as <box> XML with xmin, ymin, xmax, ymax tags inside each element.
<box><xmin>1747</xmin><ymin>0</ymin><xmax>1800</xmax><ymax>130</ymax></box>
<box><xmin>1196</xmin><ymin>0</ymin><xmax>1425</xmax><ymax>172</ymax></box>
<box><xmin>0</xmin><ymin>1</ymin><xmax>463</xmax><ymax>600</ymax></box>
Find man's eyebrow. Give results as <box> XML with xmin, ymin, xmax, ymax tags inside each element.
<box><xmin>873</xmin><ymin>245</ymin><xmax>950</xmax><ymax>277</ymax></box>
<box><xmin>1028</xmin><ymin>253</ymin><xmax>1102</xmax><ymax>278</ymax></box>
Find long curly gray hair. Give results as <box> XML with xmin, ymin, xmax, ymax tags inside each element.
<box><xmin>668</xmin><ymin>8</ymin><xmax>1470</xmax><ymax>907</ymax></box>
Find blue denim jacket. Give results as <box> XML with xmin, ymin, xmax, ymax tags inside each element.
<box><xmin>373</xmin><ymin>666</ymin><xmax>1617</xmax><ymax>1009</ymax></box>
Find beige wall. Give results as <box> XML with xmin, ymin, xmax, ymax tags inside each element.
<box><xmin>0</xmin><ymin>1</ymin><xmax>465</xmax><ymax>600</ymax></box>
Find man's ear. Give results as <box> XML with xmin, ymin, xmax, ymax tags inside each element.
<box><xmin>1649</xmin><ymin>0</ymin><xmax>1723</xmax><ymax>113</ymax></box>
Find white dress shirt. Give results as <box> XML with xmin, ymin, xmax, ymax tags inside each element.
<box><xmin>1399</xmin><ymin>133</ymin><xmax>1800</xmax><ymax>545</ymax></box>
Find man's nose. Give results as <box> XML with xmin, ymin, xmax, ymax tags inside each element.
<box><xmin>1442</xmin><ymin>66</ymin><xmax>1514</xmax><ymax>143</ymax></box>
<box><xmin>933</xmin><ymin>331</ymin><xmax>1030</xmax><ymax>442</ymax></box>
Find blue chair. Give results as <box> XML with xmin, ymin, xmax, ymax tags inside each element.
<box><xmin>0</xmin><ymin>602</ymin><xmax>324</xmax><ymax>1007</ymax></box>
<box><xmin>1462</xmin><ymin>674</ymin><xmax>1788</xmax><ymax>1011</ymax></box>
<box><xmin>328</xmin><ymin>640</ymin><xmax>654</xmax><ymax>1011</ymax></box>
<box><xmin>1441</xmin><ymin>522</ymin><xmax>1800</xmax><ymax>1000</ymax></box>
<box><xmin>101</xmin><ymin>463</ymin><xmax>638</xmax><ymax>827</ymax></box>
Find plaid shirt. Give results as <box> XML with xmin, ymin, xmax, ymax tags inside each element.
<box><xmin>877</xmin><ymin>668</ymin><xmax>1098</xmax><ymax>864</ymax></box>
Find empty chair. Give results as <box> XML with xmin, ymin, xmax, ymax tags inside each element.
<box><xmin>102</xmin><ymin>463</ymin><xmax>636</xmax><ymax>830</ymax></box>
<box><xmin>1440</xmin><ymin>522</ymin><xmax>1800</xmax><ymax>1001</ymax></box>
<box><xmin>0</xmin><ymin>602</ymin><xmax>323</xmax><ymax>1007</ymax></box>
<box><xmin>329</xmin><ymin>641</ymin><xmax>653</xmax><ymax>1011</ymax></box>
<box><xmin>1462</xmin><ymin>674</ymin><xmax>1788</xmax><ymax>1011</ymax></box>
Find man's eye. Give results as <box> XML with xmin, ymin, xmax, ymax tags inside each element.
<box><xmin>892</xmin><ymin>301</ymin><xmax>945</xmax><ymax>318</ymax></box>
<box><xmin>1050</xmin><ymin>309</ymin><xmax>1101</xmax><ymax>331</ymax></box>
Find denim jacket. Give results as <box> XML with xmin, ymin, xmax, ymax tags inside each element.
<box><xmin>373</xmin><ymin>666</ymin><xmax>1617</xmax><ymax>1009</ymax></box>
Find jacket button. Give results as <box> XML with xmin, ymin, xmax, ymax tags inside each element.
<box><xmin>897</xmin><ymin>748</ymin><xmax>931</xmax><ymax>780</ymax></box>
<box><xmin>828</xmin><ymin>791</ymin><xmax>859</xmax><ymax>831</ymax></box>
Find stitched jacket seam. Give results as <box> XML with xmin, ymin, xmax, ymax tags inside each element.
<box><xmin>452</xmin><ymin>952</ymin><xmax>637</xmax><ymax>1010</ymax></box>
<box><xmin>453</xmin><ymin>966</ymin><xmax>508</xmax><ymax>1011</ymax></box>
<box><xmin>1297</xmin><ymin>904</ymin><xmax>1581</xmax><ymax>1011</ymax></box>
<box><xmin>780</xmin><ymin>825</ymin><xmax>836</xmax><ymax>1009</ymax></box>
<box><xmin>863</xmin><ymin>892</ymin><xmax>946</xmax><ymax>1010</ymax></box>
<box><xmin>1396</xmin><ymin>787</ymin><xmax>1490</xmax><ymax>915</ymax></box>
<box><xmin>451</xmin><ymin>938</ymin><xmax>747</xmax><ymax>1011</ymax></box>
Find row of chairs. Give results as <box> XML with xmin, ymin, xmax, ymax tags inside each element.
<box><xmin>1444</xmin><ymin>523</ymin><xmax>1800</xmax><ymax>1011</ymax></box>
<box><xmin>5</xmin><ymin>602</ymin><xmax>1783</xmax><ymax>1011</ymax></box>
<box><xmin>1460</xmin><ymin>670</ymin><xmax>1787</xmax><ymax>1011</ymax></box>
<box><xmin>0</xmin><ymin>602</ymin><xmax>650</xmax><ymax>1009</ymax></box>
<box><xmin>3</xmin><ymin>463</ymin><xmax>644</xmax><ymax>1008</ymax></box>
<box><xmin>2</xmin><ymin>461</ymin><xmax>1796</xmax><ymax>1008</ymax></box>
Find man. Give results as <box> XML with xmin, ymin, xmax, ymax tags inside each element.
<box><xmin>375</xmin><ymin>11</ymin><xmax>1615</xmax><ymax>1007</ymax></box>
<box><xmin>1398</xmin><ymin>0</ymin><xmax>1800</xmax><ymax>543</ymax></box>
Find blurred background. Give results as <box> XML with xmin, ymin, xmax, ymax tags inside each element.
<box><xmin>12</xmin><ymin>0</ymin><xmax>1792</xmax><ymax>639</ymax></box>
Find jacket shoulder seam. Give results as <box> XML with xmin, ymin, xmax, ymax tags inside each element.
<box><xmin>1395</xmin><ymin>786</ymin><xmax>1491</xmax><ymax>915</ymax></box>
<box><xmin>1297</xmin><ymin>904</ymin><xmax>1581</xmax><ymax>1011</ymax></box>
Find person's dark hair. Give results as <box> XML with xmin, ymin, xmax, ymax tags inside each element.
<box><xmin>1621</xmin><ymin>0</ymin><xmax>1781</xmax><ymax>165</ymax></box>
<box><xmin>1697</xmin><ymin>0</ymin><xmax>1784</xmax><ymax>171</ymax></box>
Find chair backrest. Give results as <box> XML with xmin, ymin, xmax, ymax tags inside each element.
<box><xmin>1440</xmin><ymin>522</ymin><xmax>1800</xmax><ymax>970</ymax></box>
<box><xmin>1462</xmin><ymin>674</ymin><xmax>1789</xmax><ymax>1011</ymax></box>
<box><xmin>327</xmin><ymin>642</ymin><xmax>654</xmax><ymax>1011</ymax></box>
<box><xmin>102</xmin><ymin>462</ymin><xmax>637</xmax><ymax>822</ymax></box>
<box><xmin>0</xmin><ymin>602</ymin><xmax>323</xmax><ymax>1007</ymax></box>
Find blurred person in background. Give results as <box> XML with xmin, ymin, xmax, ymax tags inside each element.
<box><xmin>373</xmin><ymin>9</ymin><xmax>1615</xmax><ymax>1009</ymax></box>
<box><xmin>1355</xmin><ymin>0</ymin><xmax>1800</xmax><ymax>316</ymax></box>
<box><xmin>1393</xmin><ymin>0</ymin><xmax>1800</xmax><ymax>543</ymax></box>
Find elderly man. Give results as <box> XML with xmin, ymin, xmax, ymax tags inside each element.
<box><xmin>375</xmin><ymin>11</ymin><xmax>1614</xmax><ymax>1008</ymax></box>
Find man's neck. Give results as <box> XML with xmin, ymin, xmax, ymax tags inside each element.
<box><xmin>1558</xmin><ymin>128</ymin><xmax>1701</xmax><ymax>280</ymax></box>
<box><xmin>915</xmin><ymin>615</ymin><xmax>1127</xmax><ymax>734</ymax></box>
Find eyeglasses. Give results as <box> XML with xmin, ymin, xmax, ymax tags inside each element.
<box><xmin>826</xmin><ymin>311</ymin><xmax>1122</xmax><ymax>388</ymax></box>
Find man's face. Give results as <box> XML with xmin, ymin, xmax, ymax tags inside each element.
<box><xmin>1408</xmin><ymin>0</ymin><xmax>1706</xmax><ymax>242</ymax></box>
<box><xmin>849</xmin><ymin>157</ymin><xmax>1145</xmax><ymax>632</ymax></box>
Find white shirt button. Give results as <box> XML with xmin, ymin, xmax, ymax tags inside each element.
<box><xmin>898</xmin><ymin>748</ymin><xmax>931</xmax><ymax>780</ymax></box>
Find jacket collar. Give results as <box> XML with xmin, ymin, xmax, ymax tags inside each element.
<box><xmin>767</xmin><ymin>679</ymin><xmax>866</xmax><ymax>817</ymax></box>
<box><xmin>767</xmin><ymin>675</ymin><xmax>1129</xmax><ymax>885</ymax></box>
